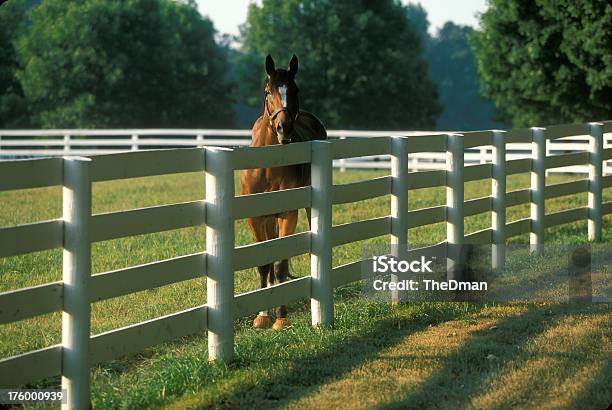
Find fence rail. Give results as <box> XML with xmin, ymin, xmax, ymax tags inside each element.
<box><xmin>0</xmin><ymin>120</ymin><xmax>611</xmax><ymax>408</ymax></box>
<box><xmin>1</xmin><ymin>124</ymin><xmax>611</xmax><ymax>174</ymax></box>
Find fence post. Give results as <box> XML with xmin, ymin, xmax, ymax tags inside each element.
<box><xmin>480</xmin><ymin>146</ymin><xmax>487</xmax><ymax>164</ymax></box>
<box><xmin>588</xmin><ymin>122</ymin><xmax>603</xmax><ymax>241</ymax></box>
<box><xmin>64</xmin><ymin>134</ymin><xmax>71</xmax><ymax>154</ymax></box>
<box><xmin>131</xmin><ymin>134</ymin><xmax>139</xmax><ymax>151</ymax></box>
<box><xmin>205</xmin><ymin>147</ymin><xmax>235</xmax><ymax>361</ymax></box>
<box><xmin>390</xmin><ymin>136</ymin><xmax>408</xmax><ymax>304</ymax></box>
<box><xmin>196</xmin><ymin>134</ymin><xmax>204</xmax><ymax>147</ymax></box>
<box><xmin>339</xmin><ymin>134</ymin><xmax>347</xmax><ymax>172</ymax></box>
<box><xmin>530</xmin><ymin>127</ymin><xmax>546</xmax><ymax>255</ymax></box>
<box><xmin>491</xmin><ymin>130</ymin><xmax>506</xmax><ymax>271</ymax></box>
<box><xmin>446</xmin><ymin>133</ymin><xmax>464</xmax><ymax>279</ymax></box>
<box><xmin>62</xmin><ymin>157</ymin><xmax>92</xmax><ymax>410</ymax></box>
<box><xmin>311</xmin><ymin>140</ymin><xmax>334</xmax><ymax>327</ymax></box>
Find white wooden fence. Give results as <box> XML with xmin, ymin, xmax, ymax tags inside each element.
<box><xmin>0</xmin><ymin>121</ymin><xmax>611</xmax><ymax>409</ymax></box>
<box><xmin>1</xmin><ymin>127</ymin><xmax>611</xmax><ymax>174</ymax></box>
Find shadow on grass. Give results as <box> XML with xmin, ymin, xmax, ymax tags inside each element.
<box><xmin>186</xmin><ymin>301</ymin><xmax>474</xmax><ymax>409</ymax></box>
<box><xmin>375</xmin><ymin>303</ymin><xmax>608</xmax><ymax>410</ymax></box>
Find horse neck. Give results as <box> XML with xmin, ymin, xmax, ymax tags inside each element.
<box><xmin>252</xmin><ymin>112</ymin><xmax>277</xmax><ymax>147</ymax></box>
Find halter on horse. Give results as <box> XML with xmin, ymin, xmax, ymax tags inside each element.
<box><xmin>240</xmin><ymin>54</ymin><xmax>326</xmax><ymax>330</ymax></box>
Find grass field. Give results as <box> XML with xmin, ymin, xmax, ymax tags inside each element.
<box><xmin>0</xmin><ymin>169</ymin><xmax>611</xmax><ymax>409</ymax></box>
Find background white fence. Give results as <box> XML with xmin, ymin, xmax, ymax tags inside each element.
<box><xmin>1</xmin><ymin>126</ymin><xmax>611</xmax><ymax>174</ymax></box>
<box><xmin>0</xmin><ymin>121</ymin><xmax>611</xmax><ymax>409</ymax></box>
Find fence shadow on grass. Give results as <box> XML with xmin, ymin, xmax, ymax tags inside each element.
<box><xmin>374</xmin><ymin>303</ymin><xmax>609</xmax><ymax>410</ymax></box>
<box><xmin>192</xmin><ymin>301</ymin><xmax>475</xmax><ymax>409</ymax></box>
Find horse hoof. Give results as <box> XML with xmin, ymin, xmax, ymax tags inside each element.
<box><xmin>253</xmin><ymin>314</ymin><xmax>272</xmax><ymax>329</ymax></box>
<box><xmin>272</xmin><ymin>317</ymin><xmax>291</xmax><ymax>330</ymax></box>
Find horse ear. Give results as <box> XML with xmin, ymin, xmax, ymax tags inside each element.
<box><xmin>288</xmin><ymin>54</ymin><xmax>298</xmax><ymax>77</ymax></box>
<box><xmin>265</xmin><ymin>54</ymin><xmax>275</xmax><ymax>77</ymax></box>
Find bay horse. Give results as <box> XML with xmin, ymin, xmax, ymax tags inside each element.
<box><xmin>240</xmin><ymin>54</ymin><xmax>327</xmax><ymax>330</ymax></box>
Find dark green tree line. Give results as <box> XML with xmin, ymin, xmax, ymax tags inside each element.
<box><xmin>237</xmin><ymin>0</ymin><xmax>441</xmax><ymax>129</ymax></box>
<box><xmin>1</xmin><ymin>0</ymin><xmax>235</xmax><ymax>128</ymax></box>
<box><xmin>471</xmin><ymin>0</ymin><xmax>611</xmax><ymax>127</ymax></box>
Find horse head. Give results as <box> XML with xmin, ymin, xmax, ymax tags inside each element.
<box><xmin>264</xmin><ymin>54</ymin><xmax>299</xmax><ymax>144</ymax></box>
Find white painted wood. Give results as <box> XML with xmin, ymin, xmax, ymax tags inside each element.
<box><xmin>407</xmin><ymin>170</ymin><xmax>446</xmax><ymax>190</ymax></box>
<box><xmin>530</xmin><ymin>128</ymin><xmax>546</xmax><ymax>255</ymax></box>
<box><xmin>505</xmin><ymin>188</ymin><xmax>530</xmax><ymax>207</ymax></box>
<box><xmin>0</xmin><ymin>157</ymin><xmax>63</xmax><ymax>191</ymax></box>
<box><xmin>545</xmin><ymin>123</ymin><xmax>589</xmax><ymax>140</ymax></box>
<box><xmin>446</xmin><ymin>134</ymin><xmax>464</xmax><ymax>279</ymax></box>
<box><xmin>391</xmin><ymin>136</ymin><xmax>409</xmax><ymax>304</ymax></box>
<box><xmin>331</xmin><ymin>259</ymin><xmax>366</xmax><ymax>288</ymax></box>
<box><xmin>462</xmin><ymin>130</ymin><xmax>494</xmax><ymax>148</ymax></box>
<box><xmin>406</xmin><ymin>134</ymin><xmax>446</xmax><ymax>153</ymax></box>
<box><xmin>544</xmin><ymin>207</ymin><xmax>588</xmax><ymax>228</ymax></box>
<box><xmin>505</xmin><ymin>128</ymin><xmax>532</xmax><ymax>143</ymax></box>
<box><xmin>463</xmin><ymin>196</ymin><xmax>492</xmax><ymax>217</ymax></box>
<box><xmin>0</xmin><ymin>219</ymin><xmax>63</xmax><ymax>257</ymax></box>
<box><xmin>465</xmin><ymin>228</ymin><xmax>492</xmax><ymax>244</ymax></box>
<box><xmin>544</xmin><ymin>179</ymin><xmax>588</xmax><ymax>199</ymax></box>
<box><xmin>331</xmin><ymin>137</ymin><xmax>391</xmax><ymax>159</ymax></box>
<box><xmin>0</xmin><ymin>281</ymin><xmax>62</xmax><ymax>324</ymax></box>
<box><xmin>332</xmin><ymin>176</ymin><xmax>391</xmax><ymax>204</ymax></box>
<box><xmin>492</xmin><ymin>130</ymin><xmax>506</xmax><ymax>271</ymax></box>
<box><xmin>479</xmin><ymin>147</ymin><xmax>488</xmax><ymax>163</ymax></box>
<box><xmin>331</xmin><ymin>216</ymin><xmax>391</xmax><ymax>247</ymax></box>
<box><xmin>311</xmin><ymin>141</ymin><xmax>333</xmax><ymax>327</ymax></box>
<box><xmin>231</xmin><ymin>141</ymin><xmax>311</xmax><ymax>169</ymax></box>
<box><xmin>62</xmin><ymin>157</ymin><xmax>92</xmax><ymax>409</ymax></box>
<box><xmin>234</xmin><ymin>187</ymin><xmax>311</xmax><ymax>219</ymax></box>
<box><xmin>588</xmin><ymin>123</ymin><xmax>603</xmax><ymax>241</ymax></box>
<box><xmin>234</xmin><ymin>277</ymin><xmax>311</xmax><ymax>318</ymax></box>
<box><xmin>545</xmin><ymin>152</ymin><xmax>588</xmax><ymax>169</ymax></box>
<box><xmin>90</xmin><ymin>148</ymin><xmax>203</xmax><ymax>181</ymax></box>
<box><xmin>233</xmin><ymin>232</ymin><xmax>311</xmax><ymax>271</ymax></box>
<box><xmin>339</xmin><ymin>135</ymin><xmax>347</xmax><ymax>172</ymax></box>
<box><xmin>407</xmin><ymin>205</ymin><xmax>446</xmax><ymax>228</ymax></box>
<box><xmin>505</xmin><ymin>218</ymin><xmax>531</xmax><ymax>239</ymax></box>
<box><xmin>91</xmin><ymin>200</ymin><xmax>205</xmax><ymax>242</ymax></box>
<box><xmin>505</xmin><ymin>158</ymin><xmax>532</xmax><ymax>175</ymax></box>
<box><xmin>0</xmin><ymin>128</ymin><xmax>251</xmax><ymax>137</ymax></box>
<box><xmin>131</xmin><ymin>135</ymin><xmax>138</xmax><ymax>151</ymax></box>
<box><xmin>90</xmin><ymin>305</ymin><xmax>207</xmax><ymax>364</ymax></box>
<box><xmin>0</xmin><ymin>345</ymin><xmax>61</xmax><ymax>387</ymax></box>
<box><xmin>463</xmin><ymin>163</ymin><xmax>492</xmax><ymax>181</ymax></box>
<box><xmin>64</xmin><ymin>135</ymin><xmax>70</xmax><ymax>153</ymax></box>
<box><xmin>90</xmin><ymin>252</ymin><xmax>205</xmax><ymax>302</ymax></box>
<box><xmin>205</xmin><ymin>147</ymin><xmax>234</xmax><ymax>362</ymax></box>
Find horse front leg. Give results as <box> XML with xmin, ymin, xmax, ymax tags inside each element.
<box><xmin>272</xmin><ymin>210</ymin><xmax>298</xmax><ymax>329</ymax></box>
<box><xmin>253</xmin><ymin>263</ymin><xmax>273</xmax><ymax>329</ymax></box>
<box><xmin>248</xmin><ymin>215</ymin><xmax>277</xmax><ymax>329</ymax></box>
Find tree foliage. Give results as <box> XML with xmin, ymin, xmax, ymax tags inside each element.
<box><xmin>471</xmin><ymin>0</ymin><xmax>611</xmax><ymax>127</ymax></box>
<box><xmin>428</xmin><ymin>22</ymin><xmax>504</xmax><ymax>130</ymax></box>
<box><xmin>238</xmin><ymin>0</ymin><xmax>440</xmax><ymax>129</ymax></box>
<box><xmin>0</xmin><ymin>0</ymin><xmax>31</xmax><ymax>128</ymax></box>
<box><xmin>16</xmin><ymin>0</ymin><xmax>235</xmax><ymax>128</ymax></box>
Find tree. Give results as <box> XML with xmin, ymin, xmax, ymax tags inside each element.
<box><xmin>471</xmin><ymin>0</ymin><xmax>611</xmax><ymax>127</ymax></box>
<box><xmin>16</xmin><ymin>0</ymin><xmax>235</xmax><ymax>128</ymax></box>
<box><xmin>405</xmin><ymin>3</ymin><xmax>429</xmax><ymax>42</ymax></box>
<box><xmin>238</xmin><ymin>0</ymin><xmax>440</xmax><ymax>129</ymax></box>
<box><xmin>0</xmin><ymin>0</ymin><xmax>31</xmax><ymax>128</ymax></box>
<box><xmin>428</xmin><ymin>22</ymin><xmax>504</xmax><ymax>130</ymax></box>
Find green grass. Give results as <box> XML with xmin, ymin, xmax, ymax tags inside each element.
<box><xmin>0</xmin><ymin>169</ymin><xmax>610</xmax><ymax>409</ymax></box>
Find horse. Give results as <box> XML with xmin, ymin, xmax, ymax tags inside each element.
<box><xmin>240</xmin><ymin>54</ymin><xmax>327</xmax><ymax>330</ymax></box>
